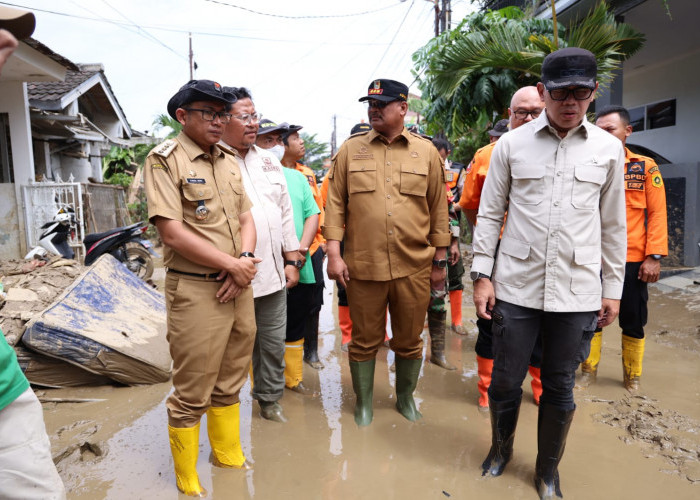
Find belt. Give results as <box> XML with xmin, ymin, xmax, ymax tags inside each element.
<box><xmin>167</xmin><ymin>268</ymin><xmax>219</xmax><ymax>279</ymax></box>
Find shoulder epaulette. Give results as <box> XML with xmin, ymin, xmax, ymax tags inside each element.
<box><xmin>409</xmin><ymin>131</ymin><xmax>433</xmax><ymax>143</ymax></box>
<box><xmin>152</xmin><ymin>139</ymin><xmax>178</xmax><ymax>158</ymax></box>
<box><xmin>350</xmin><ymin>130</ymin><xmax>370</xmax><ymax>137</ymax></box>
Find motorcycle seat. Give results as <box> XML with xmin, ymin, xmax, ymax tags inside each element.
<box><xmin>84</xmin><ymin>222</ymin><xmax>143</xmax><ymax>246</ymax></box>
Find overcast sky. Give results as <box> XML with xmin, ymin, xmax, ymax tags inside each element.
<box><xmin>8</xmin><ymin>0</ymin><xmax>475</xmax><ymax>148</ymax></box>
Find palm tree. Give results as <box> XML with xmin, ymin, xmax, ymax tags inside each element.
<box><xmin>152</xmin><ymin>113</ymin><xmax>182</xmax><ymax>139</ymax></box>
<box><xmin>413</xmin><ymin>3</ymin><xmax>645</xmax><ymax>141</ymax></box>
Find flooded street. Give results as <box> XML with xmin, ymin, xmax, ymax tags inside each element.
<box><xmin>40</xmin><ymin>266</ymin><xmax>700</xmax><ymax>499</ymax></box>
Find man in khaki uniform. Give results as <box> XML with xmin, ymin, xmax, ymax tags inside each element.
<box><xmin>324</xmin><ymin>79</ymin><xmax>451</xmax><ymax>427</ymax></box>
<box><xmin>144</xmin><ymin>80</ymin><xmax>259</xmax><ymax>497</ymax></box>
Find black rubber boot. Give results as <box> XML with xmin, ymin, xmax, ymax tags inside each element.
<box><xmin>349</xmin><ymin>359</ymin><xmax>375</xmax><ymax>426</ymax></box>
<box><xmin>481</xmin><ymin>395</ymin><xmax>522</xmax><ymax>477</ymax></box>
<box><xmin>394</xmin><ymin>357</ymin><xmax>423</xmax><ymax>421</ymax></box>
<box><xmin>428</xmin><ymin>310</ymin><xmax>456</xmax><ymax>370</ymax></box>
<box><xmin>303</xmin><ymin>313</ymin><xmax>323</xmax><ymax>369</ymax></box>
<box><xmin>534</xmin><ymin>404</ymin><xmax>575</xmax><ymax>499</ymax></box>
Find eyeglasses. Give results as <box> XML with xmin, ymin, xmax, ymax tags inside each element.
<box><xmin>232</xmin><ymin>112</ymin><xmax>262</xmax><ymax>125</ymax></box>
<box><xmin>512</xmin><ymin>109</ymin><xmax>543</xmax><ymax>120</ymax></box>
<box><xmin>182</xmin><ymin>108</ymin><xmax>232</xmax><ymax>123</ymax></box>
<box><xmin>365</xmin><ymin>99</ymin><xmax>397</xmax><ymax>109</ymax></box>
<box><xmin>548</xmin><ymin>87</ymin><xmax>594</xmax><ymax>101</ymax></box>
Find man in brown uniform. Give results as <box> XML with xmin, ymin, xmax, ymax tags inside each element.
<box><xmin>144</xmin><ymin>80</ymin><xmax>259</xmax><ymax>497</ymax></box>
<box><xmin>324</xmin><ymin>79</ymin><xmax>451</xmax><ymax>426</ymax></box>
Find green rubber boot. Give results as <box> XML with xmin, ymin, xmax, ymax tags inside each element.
<box><xmin>349</xmin><ymin>359</ymin><xmax>376</xmax><ymax>426</ymax></box>
<box><xmin>395</xmin><ymin>357</ymin><xmax>423</xmax><ymax>421</ymax></box>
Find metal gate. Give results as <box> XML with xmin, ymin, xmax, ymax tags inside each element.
<box><xmin>22</xmin><ymin>176</ymin><xmax>85</xmax><ymax>260</ymax></box>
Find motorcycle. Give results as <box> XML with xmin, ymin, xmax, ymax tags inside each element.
<box><xmin>24</xmin><ymin>206</ymin><xmax>77</xmax><ymax>260</ymax></box>
<box><xmin>83</xmin><ymin>221</ymin><xmax>159</xmax><ymax>281</ymax></box>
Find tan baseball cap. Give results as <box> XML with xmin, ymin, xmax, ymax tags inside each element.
<box><xmin>0</xmin><ymin>6</ymin><xmax>36</xmax><ymax>39</ymax></box>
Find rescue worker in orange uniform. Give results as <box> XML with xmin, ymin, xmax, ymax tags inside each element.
<box><xmin>589</xmin><ymin>105</ymin><xmax>668</xmax><ymax>391</ymax></box>
<box><xmin>458</xmin><ymin>86</ymin><xmax>544</xmax><ymax>410</ymax></box>
<box><xmin>281</xmin><ymin>124</ymin><xmax>327</xmax><ymax>369</ymax></box>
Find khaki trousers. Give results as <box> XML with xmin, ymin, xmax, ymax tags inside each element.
<box><xmin>346</xmin><ymin>266</ymin><xmax>431</xmax><ymax>362</ymax></box>
<box><xmin>165</xmin><ymin>273</ymin><xmax>255</xmax><ymax>427</ymax></box>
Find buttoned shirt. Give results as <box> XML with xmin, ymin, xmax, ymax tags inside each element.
<box><xmin>222</xmin><ymin>143</ymin><xmax>299</xmax><ymax>298</ymax></box>
<box><xmin>144</xmin><ymin>131</ymin><xmax>252</xmax><ymax>275</ymax></box>
<box><xmin>323</xmin><ymin>127</ymin><xmax>451</xmax><ymax>281</ymax></box>
<box><xmin>622</xmin><ymin>148</ymin><xmax>668</xmax><ymax>262</ymax></box>
<box><xmin>471</xmin><ymin>113</ymin><xmax>627</xmax><ymax>312</ymax></box>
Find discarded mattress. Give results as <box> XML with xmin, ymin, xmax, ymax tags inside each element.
<box><xmin>22</xmin><ymin>254</ymin><xmax>171</xmax><ymax>385</ymax></box>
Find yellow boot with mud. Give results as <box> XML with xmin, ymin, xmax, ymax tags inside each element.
<box><xmin>579</xmin><ymin>330</ymin><xmax>602</xmax><ymax>388</ymax></box>
<box><xmin>284</xmin><ymin>339</ymin><xmax>312</xmax><ymax>395</ymax></box>
<box><xmin>622</xmin><ymin>336</ymin><xmax>645</xmax><ymax>392</ymax></box>
<box><xmin>168</xmin><ymin>423</ymin><xmax>207</xmax><ymax>497</ymax></box>
<box><xmin>206</xmin><ymin>403</ymin><xmax>251</xmax><ymax>470</ymax></box>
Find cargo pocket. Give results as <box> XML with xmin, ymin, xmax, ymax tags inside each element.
<box><xmin>491</xmin><ymin>317</ymin><xmax>508</xmax><ymax>371</ymax></box>
<box><xmin>348</xmin><ymin>162</ymin><xmax>377</xmax><ymax>193</ymax></box>
<box><xmin>570</xmin><ymin>246</ymin><xmax>601</xmax><ymax>295</ymax></box>
<box><xmin>510</xmin><ymin>164</ymin><xmax>546</xmax><ymax>205</ymax></box>
<box><xmin>571</xmin><ymin>164</ymin><xmax>605</xmax><ymax>210</ymax></box>
<box><xmin>494</xmin><ymin>236</ymin><xmax>531</xmax><ymax>288</ymax></box>
<box><xmin>399</xmin><ymin>162</ymin><xmax>429</xmax><ymax>196</ymax></box>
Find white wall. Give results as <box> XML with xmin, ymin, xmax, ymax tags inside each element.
<box><xmin>0</xmin><ymin>184</ymin><xmax>20</xmax><ymax>259</ymax></box>
<box><xmin>0</xmin><ymin>81</ymin><xmax>35</xmax><ymax>256</ymax></box>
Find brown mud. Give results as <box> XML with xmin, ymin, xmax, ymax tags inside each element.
<box><xmin>36</xmin><ymin>261</ymin><xmax>700</xmax><ymax>499</ymax></box>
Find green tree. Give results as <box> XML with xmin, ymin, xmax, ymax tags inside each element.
<box><xmin>413</xmin><ymin>3</ymin><xmax>645</xmax><ymax>162</ymax></box>
<box><xmin>152</xmin><ymin>113</ymin><xmax>182</xmax><ymax>139</ymax></box>
<box><xmin>301</xmin><ymin>132</ymin><xmax>329</xmax><ymax>173</ymax></box>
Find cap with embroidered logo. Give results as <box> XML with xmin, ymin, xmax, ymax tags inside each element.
<box><xmin>541</xmin><ymin>47</ymin><xmax>597</xmax><ymax>91</ymax></box>
<box><xmin>358</xmin><ymin>79</ymin><xmax>409</xmax><ymax>103</ymax></box>
<box><xmin>257</xmin><ymin>119</ymin><xmax>289</xmax><ymax>136</ymax></box>
<box><xmin>167</xmin><ymin>80</ymin><xmax>237</xmax><ymax>119</ymax></box>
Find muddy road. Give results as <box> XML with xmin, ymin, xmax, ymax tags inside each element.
<box><xmin>40</xmin><ymin>266</ymin><xmax>700</xmax><ymax>499</ymax></box>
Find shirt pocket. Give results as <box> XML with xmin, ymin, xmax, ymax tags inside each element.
<box><xmin>625</xmin><ymin>187</ymin><xmax>646</xmax><ymax>209</ymax></box>
<box><xmin>571</xmin><ymin>164</ymin><xmax>606</xmax><ymax>210</ymax></box>
<box><xmin>570</xmin><ymin>245</ymin><xmax>602</xmax><ymax>295</ymax></box>
<box><xmin>399</xmin><ymin>162</ymin><xmax>429</xmax><ymax>196</ymax></box>
<box><xmin>348</xmin><ymin>161</ymin><xmax>377</xmax><ymax>194</ymax></box>
<box><xmin>510</xmin><ymin>164</ymin><xmax>545</xmax><ymax>205</ymax></box>
<box><xmin>494</xmin><ymin>236</ymin><xmax>531</xmax><ymax>288</ymax></box>
<box><xmin>181</xmin><ymin>183</ymin><xmax>215</xmax><ymax>222</ymax></box>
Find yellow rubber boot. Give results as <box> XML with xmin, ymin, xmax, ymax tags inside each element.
<box><xmin>449</xmin><ymin>290</ymin><xmax>466</xmax><ymax>335</ymax></box>
<box><xmin>206</xmin><ymin>404</ymin><xmax>250</xmax><ymax>470</ymax></box>
<box><xmin>168</xmin><ymin>423</ymin><xmax>207</xmax><ymax>497</ymax></box>
<box><xmin>622</xmin><ymin>336</ymin><xmax>645</xmax><ymax>392</ymax></box>
<box><xmin>579</xmin><ymin>330</ymin><xmax>603</xmax><ymax>387</ymax></box>
<box><xmin>284</xmin><ymin>339</ymin><xmax>305</xmax><ymax>389</ymax></box>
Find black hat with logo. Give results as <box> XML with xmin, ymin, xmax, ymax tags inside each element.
<box><xmin>358</xmin><ymin>78</ymin><xmax>409</xmax><ymax>103</ymax></box>
<box><xmin>167</xmin><ymin>80</ymin><xmax>237</xmax><ymax>119</ymax></box>
<box><xmin>350</xmin><ymin>122</ymin><xmax>372</xmax><ymax>135</ymax></box>
<box><xmin>257</xmin><ymin>119</ymin><xmax>288</xmax><ymax>136</ymax></box>
<box><xmin>488</xmin><ymin>118</ymin><xmax>510</xmax><ymax>137</ymax></box>
<box><xmin>541</xmin><ymin>47</ymin><xmax>597</xmax><ymax>91</ymax></box>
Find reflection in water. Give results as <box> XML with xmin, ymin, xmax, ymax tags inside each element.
<box><xmin>239</xmin><ymin>378</ymin><xmax>255</xmax><ymax>497</ymax></box>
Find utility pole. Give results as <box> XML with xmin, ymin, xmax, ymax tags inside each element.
<box><xmin>188</xmin><ymin>32</ymin><xmax>194</xmax><ymax>80</ymax></box>
<box><xmin>330</xmin><ymin>114</ymin><xmax>337</xmax><ymax>157</ymax></box>
<box><xmin>429</xmin><ymin>0</ymin><xmax>451</xmax><ymax>36</ymax></box>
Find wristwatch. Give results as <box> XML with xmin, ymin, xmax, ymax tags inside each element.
<box><xmin>432</xmin><ymin>259</ymin><xmax>448</xmax><ymax>268</ymax></box>
<box><xmin>470</xmin><ymin>271</ymin><xmax>490</xmax><ymax>281</ymax></box>
<box><xmin>285</xmin><ymin>259</ymin><xmax>304</xmax><ymax>269</ymax></box>
<box><xmin>650</xmin><ymin>254</ymin><xmax>662</xmax><ymax>260</ymax></box>
<box><xmin>240</xmin><ymin>251</ymin><xmax>255</xmax><ymax>258</ymax></box>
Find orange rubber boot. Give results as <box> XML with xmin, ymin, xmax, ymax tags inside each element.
<box><xmin>449</xmin><ymin>290</ymin><xmax>466</xmax><ymax>334</ymax></box>
<box><xmin>338</xmin><ymin>305</ymin><xmax>352</xmax><ymax>346</ymax></box>
<box><xmin>476</xmin><ymin>355</ymin><xmax>494</xmax><ymax>410</ymax></box>
<box><xmin>529</xmin><ymin>366</ymin><xmax>542</xmax><ymax>405</ymax></box>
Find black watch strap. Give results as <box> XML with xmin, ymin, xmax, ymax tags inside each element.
<box><xmin>285</xmin><ymin>259</ymin><xmax>303</xmax><ymax>269</ymax></box>
<box><xmin>432</xmin><ymin>259</ymin><xmax>448</xmax><ymax>268</ymax></box>
<box><xmin>240</xmin><ymin>251</ymin><xmax>255</xmax><ymax>258</ymax></box>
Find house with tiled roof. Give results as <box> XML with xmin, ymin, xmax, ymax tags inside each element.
<box><xmin>27</xmin><ymin>62</ymin><xmax>137</xmax><ymax>183</ymax></box>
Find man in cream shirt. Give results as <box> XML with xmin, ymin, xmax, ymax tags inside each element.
<box><xmin>221</xmin><ymin>86</ymin><xmax>302</xmax><ymax>423</ymax></box>
<box><xmin>471</xmin><ymin>48</ymin><xmax>626</xmax><ymax>498</ymax></box>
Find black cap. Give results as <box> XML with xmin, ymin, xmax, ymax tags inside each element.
<box><xmin>541</xmin><ymin>47</ymin><xmax>597</xmax><ymax>91</ymax></box>
<box><xmin>350</xmin><ymin>122</ymin><xmax>372</xmax><ymax>135</ymax></box>
<box><xmin>488</xmin><ymin>119</ymin><xmax>510</xmax><ymax>137</ymax></box>
<box><xmin>0</xmin><ymin>6</ymin><xmax>35</xmax><ymax>39</ymax></box>
<box><xmin>280</xmin><ymin>124</ymin><xmax>303</xmax><ymax>141</ymax></box>
<box><xmin>166</xmin><ymin>80</ymin><xmax>236</xmax><ymax>119</ymax></box>
<box><xmin>257</xmin><ymin>119</ymin><xmax>288</xmax><ymax>136</ymax></box>
<box><xmin>358</xmin><ymin>79</ymin><xmax>409</xmax><ymax>102</ymax></box>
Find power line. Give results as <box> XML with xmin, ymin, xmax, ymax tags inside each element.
<box><xmin>367</xmin><ymin>0</ymin><xmax>415</xmax><ymax>79</ymax></box>
<box><xmin>0</xmin><ymin>1</ymin><xmax>417</xmax><ymax>46</ymax></box>
<box><xmin>201</xmin><ymin>0</ymin><xmax>403</xmax><ymax>19</ymax></box>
